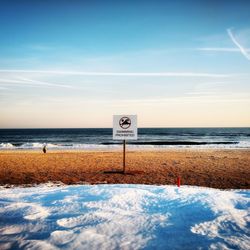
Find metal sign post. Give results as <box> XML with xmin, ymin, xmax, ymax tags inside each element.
<box><xmin>123</xmin><ymin>140</ymin><xmax>126</xmax><ymax>172</ymax></box>
<box><xmin>113</xmin><ymin>115</ymin><xmax>137</xmax><ymax>173</ymax></box>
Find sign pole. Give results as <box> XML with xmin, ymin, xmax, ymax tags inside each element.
<box><xmin>123</xmin><ymin>140</ymin><xmax>126</xmax><ymax>173</ymax></box>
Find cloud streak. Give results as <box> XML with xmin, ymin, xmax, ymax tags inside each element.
<box><xmin>196</xmin><ymin>47</ymin><xmax>250</xmax><ymax>52</ymax></box>
<box><xmin>0</xmin><ymin>86</ymin><xmax>9</xmax><ymax>90</ymax></box>
<box><xmin>0</xmin><ymin>78</ymin><xmax>73</xmax><ymax>89</ymax></box>
<box><xmin>227</xmin><ymin>28</ymin><xmax>250</xmax><ymax>60</ymax></box>
<box><xmin>0</xmin><ymin>69</ymin><xmax>231</xmax><ymax>78</ymax></box>
<box><xmin>19</xmin><ymin>78</ymin><xmax>73</xmax><ymax>88</ymax></box>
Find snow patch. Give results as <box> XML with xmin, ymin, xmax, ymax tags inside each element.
<box><xmin>0</xmin><ymin>185</ymin><xmax>249</xmax><ymax>249</ymax></box>
<box><xmin>19</xmin><ymin>240</ymin><xmax>59</xmax><ymax>250</ymax></box>
<box><xmin>0</xmin><ymin>225</ymin><xmax>23</xmax><ymax>235</ymax></box>
<box><xmin>0</xmin><ymin>242</ymin><xmax>13</xmax><ymax>250</ymax></box>
<box><xmin>50</xmin><ymin>230</ymin><xmax>76</xmax><ymax>245</ymax></box>
<box><xmin>0</xmin><ymin>202</ymin><xmax>49</xmax><ymax>220</ymax></box>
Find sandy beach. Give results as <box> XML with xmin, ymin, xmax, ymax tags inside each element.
<box><xmin>0</xmin><ymin>149</ymin><xmax>249</xmax><ymax>189</ymax></box>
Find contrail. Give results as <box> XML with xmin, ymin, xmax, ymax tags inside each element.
<box><xmin>227</xmin><ymin>28</ymin><xmax>250</xmax><ymax>60</ymax></box>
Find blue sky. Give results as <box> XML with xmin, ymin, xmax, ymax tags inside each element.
<box><xmin>0</xmin><ymin>0</ymin><xmax>250</xmax><ymax>128</ymax></box>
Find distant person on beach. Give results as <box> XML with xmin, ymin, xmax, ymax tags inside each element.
<box><xmin>42</xmin><ymin>144</ymin><xmax>47</xmax><ymax>153</ymax></box>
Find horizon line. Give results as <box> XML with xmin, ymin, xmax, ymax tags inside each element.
<box><xmin>0</xmin><ymin>126</ymin><xmax>249</xmax><ymax>129</ymax></box>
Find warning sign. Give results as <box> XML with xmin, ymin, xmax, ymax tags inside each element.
<box><xmin>113</xmin><ymin>115</ymin><xmax>137</xmax><ymax>140</ymax></box>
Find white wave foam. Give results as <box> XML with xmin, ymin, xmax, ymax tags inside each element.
<box><xmin>0</xmin><ymin>142</ymin><xmax>120</xmax><ymax>150</ymax></box>
<box><xmin>0</xmin><ymin>143</ymin><xmax>15</xmax><ymax>148</ymax></box>
<box><xmin>0</xmin><ymin>142</ymin><xmax>57</xmax><ymax>149</ymax></box>
<box><xmin>0</xmin><ymin>141</ymin><xmax>250</xmax><ymax>150</ymax></box>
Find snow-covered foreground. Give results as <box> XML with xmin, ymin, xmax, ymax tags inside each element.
<box><xmin>0</xmin><ymin>185</ymin><xmax>249</xmax><ymax>250</ymax></box>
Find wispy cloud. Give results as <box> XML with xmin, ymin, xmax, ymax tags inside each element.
<box><xmin>0</xmin><ymin>78</ymin><xmax>73</xmax><ymax>89</ymax></box>
<box><xmin>0</xmin><ymin>86</ymin><xmax>9</xmax><ymax>90</ymax></box>
<box><xmin>19</xmin><ymin>78</ymin><xmax>73</xmax><ymax>88</ymax></box>
<box><xmin>110</xmin><ymin>94</ymin><xmax>250</xmax><ymax>105</ymax></box>
<box><xmin>196</xmin><ymin>47</ymin><xmax>249</xmax><ymax>52</ymax></box>
<box><xmin>227</xmin><ymin>28</ymin><xmax>250</xmax><ymax>60</ymax></box>
<box><xmin>0</xmin><ymin>69</ymin><xmax>231</xmax><ymax>78</ymax></box>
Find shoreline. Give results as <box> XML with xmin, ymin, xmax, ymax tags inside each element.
<box><xmin>1</xmin><ymin>147</ymin><xmax>250</xmax><ymax>153</ymax></box>
<box><xmin>0</xmin><ymin>149</ymin><xmax>249</xmax><ymax>189</ymax></box>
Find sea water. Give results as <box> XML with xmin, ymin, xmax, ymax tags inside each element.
<box><xmin>0</xmin><ymin>127</ymin><xmax>250</xmax><ymax>150</ymax></box>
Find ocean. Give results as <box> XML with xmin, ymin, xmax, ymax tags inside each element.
<box><xmin>0</xmin><ymin>128</ymin><xmax>250</xmax><ymax>150</ymax></box>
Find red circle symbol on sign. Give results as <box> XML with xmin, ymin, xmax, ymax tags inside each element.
<box><xmin>119</xmin><ymin>117</ymin><xmax>131</xmax><ymax>129</ymax></box>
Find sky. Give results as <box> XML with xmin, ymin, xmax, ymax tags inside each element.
<box><xmin>0</xmin><ymin>0</ymin><xmax>250</xmax><ymax>128</ymax></box>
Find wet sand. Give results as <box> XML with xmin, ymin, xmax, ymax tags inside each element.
<box><xmin>0</xmin><ymin>149</ymin><xmax>249</xmax><ymax>189</ymax></box>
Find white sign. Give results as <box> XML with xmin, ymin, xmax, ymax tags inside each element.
<box><xmin>113</xmin><ymin>115</ymin><xmax>137</xmax><ymax>140</ymax></box>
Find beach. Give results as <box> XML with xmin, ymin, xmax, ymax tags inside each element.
<box><xmin>0</xmin><ymin>149</ymin><xmax>249</xmax><ymax>189</ymax></box>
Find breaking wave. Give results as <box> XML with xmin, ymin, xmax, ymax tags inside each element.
<box><xmin>0</xmin><ymin>141</ymin><xmax>250</xmax><ymax>150</ymax></box>
<box><xmin>102</xmin><ymin>141</ymin><xmax>238</xmax><ymax>145</ymax></box>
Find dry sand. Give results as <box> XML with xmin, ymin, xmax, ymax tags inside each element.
<box><xmin>0</xmin><ymin>149</ymin><xmax>249</xmax><ymax>189</ymax></box>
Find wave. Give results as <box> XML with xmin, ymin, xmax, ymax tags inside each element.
<box><xmin>0</xmin><ymin>143</ymin><xmax>16</xmax><ymax>149</ymax></box>
<box><xmin>102</xmin><ymin>141</ymin><xmax>238</xmax><ymax>146</ymax></box>
<box><xmin>0</xmin><ymin>142</ymin><xmax>58</xmax><ymax>149</ymax></box>
<box><xmin>0</xmin><ymin>140</ymin><xmax>250</xmax><ymax>150</ymax></box>
<box><xmin>0</xmin><ymin>142</ymin><xmax>118</xmax><ymax>150</ymax></box>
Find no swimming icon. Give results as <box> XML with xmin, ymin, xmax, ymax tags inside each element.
<box><xmin>113</xmin><ymin>115</ymin><xmax>137</xmax><ymax>140</ymax></box>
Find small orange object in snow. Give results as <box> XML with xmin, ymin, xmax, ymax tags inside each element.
<box><xmin>177</xmin><ymin>177</ymin><xmax>181</xmax><ymax>187</ymax></box>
